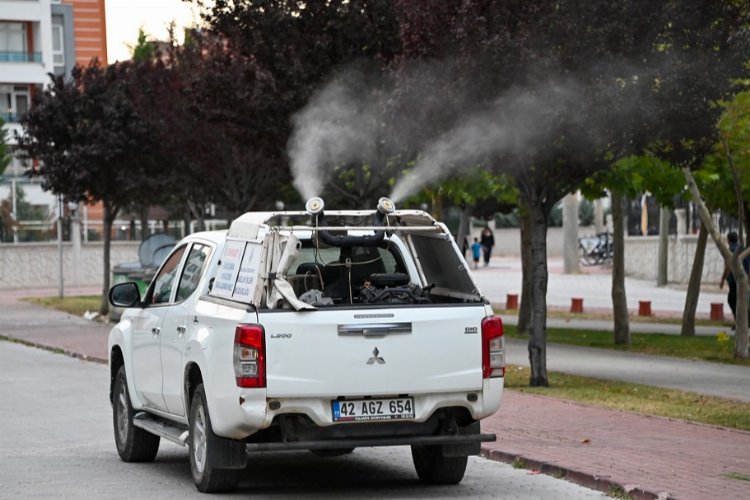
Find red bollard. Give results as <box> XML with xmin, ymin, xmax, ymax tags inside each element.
<box><xmin>710</xmin><ymin>303</ymin><xmax>724</xmax><ymax>321</ymax></box>
<box><xmin>506</xmin><ymin>294</ymin><xmax>519</xmax><ymax>310</ymax></box>
<box><xmin>570</xmin><ymin>297</ymin><xmax>584</xmax><ymax>313</ymax></box>
<box><xmin>638</xmin><ymin>300</ymin><xmax>652</xmax><ymax>317</ymax></box>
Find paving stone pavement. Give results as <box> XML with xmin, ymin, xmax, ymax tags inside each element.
<box><xmin>2</xmin><ymin>259</ymin><xmax>749</xmax><ymax>499</ymax></box>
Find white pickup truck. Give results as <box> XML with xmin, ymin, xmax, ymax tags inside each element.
<box><xmin>108</xmin><ymin>197</ymin><xmax>505</xmax><ymax>492</ymax></box>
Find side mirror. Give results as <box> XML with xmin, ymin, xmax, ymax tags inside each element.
<box><xmin>109</xmin><ymin>282</ymin><xmax>141</xmax><ymax>308</ymax></box>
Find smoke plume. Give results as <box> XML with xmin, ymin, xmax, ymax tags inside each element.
<box><xmin>288</xmin><ymin>59</ymin><xmax>649</xmax><ymax>206</ymax></box>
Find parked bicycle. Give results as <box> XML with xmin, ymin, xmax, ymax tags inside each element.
<box><xmin>578</xmin><ymin>232</ymin><xmax>613</xmax><ymax>266</ymax></box>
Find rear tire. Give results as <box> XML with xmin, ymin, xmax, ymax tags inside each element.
<box><xmin>113</xmin><ymin>366</ymin><xmax>160</xmax><ymax>462</ymax></box>
<box><xmin>411</xmin><ymin>445</ymin><xmax>468</xmax><ymax>484</ymax></box>
<box><xmin>189</xmin><ymin>384</ymin><xmax>243</xmax><ymax>493</ymax></box>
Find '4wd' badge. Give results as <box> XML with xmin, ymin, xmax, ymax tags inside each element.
<box><xmin>464</xmin><ymin>327</ymin><xmax>478</xmax><ymax>334</ymax></box>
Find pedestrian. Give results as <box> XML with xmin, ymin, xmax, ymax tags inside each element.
<box><xmin>719</xmin><ymin>231</ymin><xmax>750</xmax><ymax>327</ymax></box>
<box><xmin>471</xmin><ymin>238</ymin><xmax>481</xmax><ymax>270</ymax></box>
<box><xmin>480</xmin><ymin>226</ymin><xmax>495</xmax><ymax>267</ymax></box>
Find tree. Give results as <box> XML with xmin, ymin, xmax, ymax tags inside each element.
<box><xmin>391</xmin><ymin>0</ymin><xmax>750</xmax><ymax>384</ymax></box>
<box><xmin>681</xmin><ymin>89</ymin><xmax>750</xmax><ymax>357</ymax></box>
<box><xmin>17</xmin><ymin>61</ymin><xmax>161</xmax><ymax>315</ymax></box>
<box><xmin>129</xmin><ymin>27</ymin><xmax>156</xmax><ymax>62</ymax></box>
<box><xmin>197</xmin><ymin>0</ymin><xmax>401</xmax><ymax>208</ymax></box>
<box><xmin>585</xmin><ymin>156</ymin><xmax>685</xmax><ymax>344</ymax></box>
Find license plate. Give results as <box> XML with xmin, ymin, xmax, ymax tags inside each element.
<box><xmin>332</xmin><ymin>397</ymin><xmax>415</xmax><ymax>422</ymax></box>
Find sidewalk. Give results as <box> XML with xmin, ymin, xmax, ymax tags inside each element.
<box><xmin>474</xmin><ymin>257</ymin><xmax>728</xmax><ymax>324</ymax></box>
<box><xmin>2</xmin><ymin>285</ymin><xmax>750</xmax><ymax>499</ymax></box>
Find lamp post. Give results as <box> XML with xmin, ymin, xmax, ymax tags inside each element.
<box><xmin>57</xmin><ymin>194</ymin><xmax>64</xmax><ymax>298</ymax></box>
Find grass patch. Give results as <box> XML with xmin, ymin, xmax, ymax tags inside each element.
<box><xmin>503</xmin><ymin>323</ymin><xmax>749</xmax><ymax>366</ymax></box>
<box><xmin>505</xmin><ymin>365</ymin><xmax>750</xmax><ymax>431</ymax></box>
<box><xmin>724</xmin><ymin>472</ymin><xmax>750</xmax><ymax>482</ymax></box>
<box><xmin>24</xmin><ymin>295</ymin><xmax>102</xmax><ymax>317</ymax></box>
<box><xmin>511</xmin><ymin>457</ymin><xmax>527</xmax><ymax>469</ymax></box>
<box><xmin>606</xmin><ymin>485</ymin><xmax>631</xmax><ymax>499</ymax></box>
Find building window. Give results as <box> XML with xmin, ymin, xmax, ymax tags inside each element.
<box><xmin>0</xmin><ymin>23</ymin><xmax>27</xmax><ymax>62</ymax></box>
<box><xmin>0</xmin><ymin>85</ymin><xmax>30</xmax><ymax>123</ymax></box>
<box><xmin>52</xmin><ymin>24</ymin><xmax>65</xmax><ymax>68</ymax></box>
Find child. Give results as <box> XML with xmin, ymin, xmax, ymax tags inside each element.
<box><xmin>471</xmin><ymin>238</ymin><xmax>481</xmax><ymax>270</ymax></box>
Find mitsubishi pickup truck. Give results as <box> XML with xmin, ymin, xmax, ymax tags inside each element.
<box><xmin>108</xmin><ymin>196</ymin><xmax>505</xmax><ymax>492</ymax></box>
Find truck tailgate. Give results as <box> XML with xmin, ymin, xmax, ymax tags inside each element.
<box><xmin>260</xmin><ymin>305</ymin><xmax>485</xmax><ymax>398</ymax></box>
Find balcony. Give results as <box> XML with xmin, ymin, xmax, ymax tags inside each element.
<box><xmin>0</xmin><ymin>51</ymin><xmax>42</xmax><ymax>63</ymax></box>
<box><xmin>1</xmin><ymin>111</ymin><xmax>25</xmax><ymax>123</ymax></box>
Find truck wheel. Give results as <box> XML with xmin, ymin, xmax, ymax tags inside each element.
<box><xmin>113</xmin><ymin>366</ymin><xmax>160</xmax><ymax>462</ymax></box>
<box><xmin>411</xmin><ymin>445</ymin><xmax>468</xmax><ymax>484</ymax></box>
<box><xmin>189</xmin><ymin>385</ymin><xmax>242</xmax><ymax>493</ymax></box>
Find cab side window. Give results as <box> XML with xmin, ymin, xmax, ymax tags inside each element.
<box><xmin>176</xmin><ymin>244</ymin><xmax>211</xmax><ymax>302</ymax></box>
<box><xmin>151</xmin><ymin>245</ymin><xmax>187</xmax><ymax>305</ymax></box>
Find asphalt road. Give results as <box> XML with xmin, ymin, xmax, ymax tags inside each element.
<box><xmin>0</xmin><ymin>341</ymin><xmax>605</xmax><ymax>499</ymax></box>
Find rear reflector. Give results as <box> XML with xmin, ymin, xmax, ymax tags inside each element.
<box><xmin>482</xmin><ymin>316</ymin><xmax>505</xmax><ymax>378</ymax></box>
<box><xmin>234</xmin><ymin>324</ymin><xmax>266</xmax><ymax>388</ymax></box>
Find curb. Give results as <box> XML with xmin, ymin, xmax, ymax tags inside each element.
<box><xmin>0</xmin><ymin>335</ymin><xmax>107</xmax><ymax>365</ymax></box>
<box><xmin>480</xmin><ymin>446</ymin><xmax>666</xmax><ymax>500</ymax></box>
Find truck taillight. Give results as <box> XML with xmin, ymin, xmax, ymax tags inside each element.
<box><xmin>482</xmin><ymin>316</ymin><xmax>505</xmax><ymax>378</ymax></box>
<box><xmin>234</xmin><ymin>324</ymin><xmax>266</xmax><ymax>388</ymax></box>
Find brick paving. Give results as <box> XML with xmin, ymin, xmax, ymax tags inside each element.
<box><xmin>2</xmin><ymin>264</ymin><xmax>749</xmax><ymax>499</ymax></box>
<box><xmin>481</xmin><ymin>391</ymin><xmax>750</xmax><ymax>500</ymax></box>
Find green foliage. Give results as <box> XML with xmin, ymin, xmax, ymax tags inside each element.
<box><xmin>697</xmin><ymin>90</ymin><xmax>750</xmax><ymax>216</ymax></box>
<box><xmin>130</xmin><ymin>28</ymin><xmax>155</xmax><ymax>62</ymax></box>
<box><xmin>583</xmin><ymin>155</ymin><xmax>686</xmax><ymax>205</ymax></box>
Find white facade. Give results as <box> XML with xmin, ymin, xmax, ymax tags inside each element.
<box><xmin>1</xmin><ymin>0</ymin><xmax>67</xmax><ymax>233</ymax></box>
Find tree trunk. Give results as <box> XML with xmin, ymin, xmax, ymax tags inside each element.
<box><xmin>456</xmin><ymin>206</ymin><xmax>471</xmax><ymax>260</ymax></box>
<box><xmin>736</xmin><ymin>269</ymin><xmax>750</xmax><ymax>358</ymax></box>
<box><xmin>518</xmin><ymin>199</ymin><xmax>533</xmax><ymax>336</ymax></box>
<box><xmin>562</xmin><ymin>193</ymin><xmax>579</xmax><ymax>274</ymax></box>
<box><xmin>140</xmin><ymin>206</ymin><xmax>150</xmax><ymax>241</ymax></box>
<box><xmin>527</xmin><ymin>196</ymin><xmax>549</xmax><ymax>387</ymax></box>
<box><xmin>681</xmin><ymin>221</ymin><xmax>707</xmax><ymax>336</ymax></box>
<box><xmin>99</xmin><ymin>204</ymin><xmax>115</xmax><ymax>316</ymax></box>
<box><xmin>657</xmin><ymin>205</ymin><xmax>670</xmax><ymax>286</ymax></box>
<box><xmin>611</xmin><ymin>191</ymin><xmax>630</xmax><ymax>345</ymax></box>
<box><xmin>683</xmin><ymin>167</ymin><xmax>748</xmax><ymax>359</ymax></box>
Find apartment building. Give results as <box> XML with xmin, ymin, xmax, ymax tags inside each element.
<box><xmin>0</xmin><ymin>0</ymin><xmax>106</xmax><ymax>241</ymax></box>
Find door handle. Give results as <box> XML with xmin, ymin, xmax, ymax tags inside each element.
<box><xmin>151</xmin><ymin>327</ymin><xmax>161</xmax><ymax>336</ymax></box>
<box><xmin>176</xmin><ymin>325</ymin><xmax>187</xmax><ymax>335</ymax></box>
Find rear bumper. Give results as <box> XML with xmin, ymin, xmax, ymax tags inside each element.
<box><xmin>245</xmin><ymin>431</ymin><xmax>496</xmax><ymax>452</ymax></box>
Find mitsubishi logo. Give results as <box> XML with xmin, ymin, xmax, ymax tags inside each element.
<box><xmin>367</xmin><ymin>347</ymin><xmax>385</xmax><ymax>365</ymax></box>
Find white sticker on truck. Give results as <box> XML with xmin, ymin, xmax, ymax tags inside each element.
<box><xmin>211</xmin><ymin>240</ymin><xmax>245</xmax><ymax>298</ymax></box>
<box><xmin>233</xmin><ymin>243</ymin><xmax>262</xmax><ymax>301</ymax></box>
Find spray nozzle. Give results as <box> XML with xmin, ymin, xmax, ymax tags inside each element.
<box><xmin>305</xmin><ymin>197</ymin><xmax>325</xmax><ymax>216</ymax></box>
<box><xmin>377</xmin><ymin>197</ymin><xmax>396</xmax><ymax>215</ymax></box>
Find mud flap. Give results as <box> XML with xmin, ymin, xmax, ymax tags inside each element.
<box><xmin>209</xmin><ymin>433</ymin><xmax>248</xmax><ymax>469</ymax></box>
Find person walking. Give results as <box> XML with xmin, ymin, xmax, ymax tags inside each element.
<box><xmin>719</xmin><ymin>231</ymin><xmax>750</xmax><ymax>326</ymax></box>
<box><xmin>471</xmin><ymin>238</ymin><xmax>481</xmax><ymax>270</ymax></box>
<box><xmin>480</xmin><ymin>226</ymin><xmax>495</xmax><ymax>267</ymax></box>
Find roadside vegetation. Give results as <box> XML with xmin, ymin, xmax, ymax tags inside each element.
<box><xmin>503</xmin><ymin>324</ymin><xmax>749</xmax><ymax>366</ymax></box>
<box><xmin>505</xmin><ymin>365</ymin><xmax>750</xmax><ymax>431</ymax></box>
<box><xmin>24</xmin><ymin>296</ymin><xmax>101</xmax><ymax>318</ymax></box>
